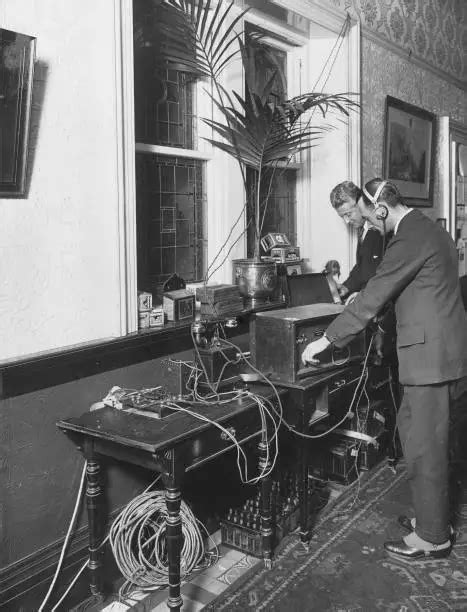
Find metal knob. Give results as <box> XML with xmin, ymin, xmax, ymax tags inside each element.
<box><xmin>296</xmin><ymin>334</ymin><xmax>308</xmax><ymax>344</ymax></box>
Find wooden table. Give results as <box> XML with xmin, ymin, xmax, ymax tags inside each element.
<box><xmin>273</xmin><ymin>365</ymin><xmax>361</xmax><ymax>543</ymax></box>
<box><xmin>276</xmin><ymin>363</ymin><xmax>398</xmax><ymax>542</ymax></box>
<box><xmin>57</xmin><ymin>383</ymin><xmax>286</xmax><ymax>611</ymax></box>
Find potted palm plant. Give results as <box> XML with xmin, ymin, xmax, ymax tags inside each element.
<box><xmin>204</xmin><ymin>82</ymin><xmax>358</xmax><ymax>303</ymax></box>
<box><xmin>135</xmin><ymin>0</ymin><xmax>358</xmax><ymax>304</ymax></box>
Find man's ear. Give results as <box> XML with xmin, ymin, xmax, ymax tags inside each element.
<box><xmin>375</xmin><ymin>205</ymin><xmax>389</xmax><ymax>220</ymax></box>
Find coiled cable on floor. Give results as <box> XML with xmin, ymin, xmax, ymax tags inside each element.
<box><xmin>109</xmin><ymin>489</ymin><xmax>208</xmax><ymax>595</ymax></box>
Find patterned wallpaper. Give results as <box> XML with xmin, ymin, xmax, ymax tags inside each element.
<box><xmin>326</xmin><ymin>0</ymin><xmax>467</xmax><ymax>85</ymax></box>
<box><xmin>321</xmin><ymin>0</ymin><xmax>467</xmax><ymax>217</ymax></box>
<box><xmin>361</xmin><ymin>37</ymin><xmax>467</xmax><ymax>182</ymax></box>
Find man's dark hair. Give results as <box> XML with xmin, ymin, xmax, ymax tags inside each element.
<box><xmin>330</xmin><ymin>181</ymin><xmax>362</xmax><ymax>209</ymax></box>
<box><xmin>361</xmin><ymin>178</ymin><xmax>404</xmax><ymax>208</ymax></box>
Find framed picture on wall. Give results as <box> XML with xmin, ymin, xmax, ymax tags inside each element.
<box><xmin>0</xmin><ymin>28</ymin><xmax>36</xmax><ymax>198</ymax></box>
<box><xmin>383</xmin><ymin>96</ymin><xmax>435</xmax><ymax>207</ymax></box>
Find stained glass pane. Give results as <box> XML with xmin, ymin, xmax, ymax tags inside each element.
<box><xmin>133</xmin><ymin>1</ymin><xmax>196</xmax><ymax>148</ymax></box>
<box><xmin>136</xmin><ymin>154</ymin><xmax>205</xmax><ymax>295</ymax></box>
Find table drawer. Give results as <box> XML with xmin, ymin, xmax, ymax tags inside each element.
<box><xmin>327</xmin><ymin>365</ymin><xmax>363</xmax><ymax>420</ymax></box>
<box><xmin>183</xmin><ymin>407</ymin><xmax>268</xmax><ymax>471</ymax></box>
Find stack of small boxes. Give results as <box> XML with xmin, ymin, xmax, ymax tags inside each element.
<box><xmin>163</xmin><ymin>288</ymin><xmax>196</xmax><ymax>322</ymax></box>
<box><xmin>196</xmin><ymin>284</ymin><xmax>244</xmax><ymax>317</ymax></box>
<box><xmin>138</xmin><ymin>291</ymin><xmax>165</xmax><ymax>330</ymax></box>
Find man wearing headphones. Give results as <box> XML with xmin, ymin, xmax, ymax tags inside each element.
<box><xmin>330</xmin><ymin>181</ymin><xmax>384</xmax><ymax>303</ymax></box>
<box><xmin>302</xmin><ymin>178</ymin><xmax>467</xmax><ymax>561</ymax></box>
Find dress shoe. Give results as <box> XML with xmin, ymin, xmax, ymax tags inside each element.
<box><xmin>384</xmin><ymin>538</ymin><xmax>452</xmax><ymax>560</ymax></box>
<box><xmin>397</xmin><ymin>515</ymin><xmax>455</xmax><ymax>542</ymax></box>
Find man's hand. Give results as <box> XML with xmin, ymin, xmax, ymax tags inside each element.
<box><xmin>301</xmin><ymin>335</ymin><xmax>331</xmax><ymax>365</ymax></box>
<box><xmin>372</xmin><ymin>328</ymin><xmax>385</xmax><ymax>365</ymax></box>
<box><xmin>337</xmin><ymin>284</ymin><xmax>349</xmax><ymax>297</ymax></box>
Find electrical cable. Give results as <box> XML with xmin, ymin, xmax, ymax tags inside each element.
<box><xmin>205</xmin><ymin>221</ymin><xmax>251</xmax><ymax>284</ymax></box>
<box><xmin>109</xmin><ymin>488</ymin><xmax>213</xmax><ymax>595</ymax></box>
<box><xmin>388</xmin><ymin>365</ymin><xmax>400</xmax><ymax>456</ymax></box>
<box><xmin>50</xmin><ymin>560</ymin><xmax>88</xmax><ymax>612</ymax></box>
<box><xmin>310</xmin><ymin>15</ymin><xmax>350</xmax><ymax>94</ymax></box>
<box><xmin>164</xmin><ymin>397</ymin><xmax>279</xmax><ymax>484</ymax></box>
<box><xmin>46</xmin><ymin>471</ymin><xmax>165</xmax><ymax>609</ymax></box>
<box><xmin>204</xmin><ymin>203</ymin><xmax>248</xmax><ymax>284</ymax></box>
<box><xmin>221</xmin><ymin>334</ymin><xmax>375</xmax><ymax>440</ymax></box>
<box><xmin>168</xmin><ymin>347</ymin><xmax>282</xmax><ymax>481</ymax></box>
<box><xmin>38</xmin><ymin>461</ymin><xmax>87</xmax><ymax>612</ymax></box>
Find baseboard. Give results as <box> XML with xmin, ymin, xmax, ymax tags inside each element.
<box><xmin>0</xmin><ymin>507</ymin><xmax>122</xmax><ymax>610</ymax></box>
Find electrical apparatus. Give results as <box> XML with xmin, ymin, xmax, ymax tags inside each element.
<box><xmin>250</xmin><ymin>304</ymin><xmax>366</xmax><ymax>383</ymax></box>
<box><xmin>191</xmin><ymin>319</ymin><xmax>248</xmax><ymax>391</ymax></box>
<box><xmin>269</xmin><ymin>245</ymin><xmax>301</xmax><ymax>262</ymax></box>
<box><xmin>195</xmin><ymin>339</ymin><xmax>243</xmax><ymax>390</ymax></box>
<box><xmin>261</xmin><ymin>233</ymin><xmax>301</xmax><ymax>265</ymax></box>
<box><xmin>286</xmin><ymin>272</ymin><xmax>341</xmax><ymax>306</ymax></box>
<box><xmin>221</xmin><ymin>470</ymin><xmax>327</xmax><ymax>557</ymax></box>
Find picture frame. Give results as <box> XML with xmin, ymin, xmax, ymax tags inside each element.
<box><xmin>0</xmin><ymin>28</ymin><xmax>36</xmax><ymax>198</ymax></box>
<box><xmin>383</xmin><ymin>96</ymin><xmax>435</xmax><ymax>208</ymax></box>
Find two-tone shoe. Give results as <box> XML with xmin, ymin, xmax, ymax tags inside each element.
<box><xmin>397</xmin><ymin>515</ymin><xmax>456</xmax><ymax>543</ymax></box>
<box><xmin>384</xmin><ymin>538</ymin><xmax>452</xmax><ymax>560</ymax></box>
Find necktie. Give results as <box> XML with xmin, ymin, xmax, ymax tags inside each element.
<box><xmin>356</xmin><ymin>226</ymin><xmax>364</xmax><ymax>259</ymax></box>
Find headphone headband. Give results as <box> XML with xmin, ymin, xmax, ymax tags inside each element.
<box><xmin>362</xmin><ymin>180</ymin><xmax>388</xmax><ymax>206</ymax></box>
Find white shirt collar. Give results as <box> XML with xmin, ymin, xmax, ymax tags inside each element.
<box><xmin>394</xmin><ymin>208</ymin><xmax>413</xmax><ymax>235</ymax></box>
<box><xmin>361</xmin><ymin>221</ymin><xmax>369</xmax><ymax>240</ymax></box>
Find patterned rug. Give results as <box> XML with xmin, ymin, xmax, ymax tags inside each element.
<box><xmin>204</xmin><ymin>462</ymin><xmax>467</xmax><ymax>611</ymax></box>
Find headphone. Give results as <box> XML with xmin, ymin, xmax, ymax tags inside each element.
<box><xmin>362</xmin><ymin>180</ymin><xmax>388</xmax><ymax>220</ymax></box>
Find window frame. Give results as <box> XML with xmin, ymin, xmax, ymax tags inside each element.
<box><xmin>117</xmin><ymin>0</ymin><xmax>361</xmax><ymax>335</ymax></box>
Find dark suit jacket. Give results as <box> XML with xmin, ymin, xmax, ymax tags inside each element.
<box><xmin>326</xmin><ymin>210</ymin><xmax>467</xmax><ymax>385</ymax></box>
<box><xmin>343</xmin><ymin>227</ymin><xmax>384</xmax><ymax>294</ymax></box>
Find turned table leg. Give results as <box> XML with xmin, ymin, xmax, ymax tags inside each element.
<box><xmin>85</xmin><ymin>450</ymin><xmax>104</xmax><ymax>600</ymax></box>
<box><xmin>165</xmin><ymin>484</ymin><xmax>183</xmax><ymax>611</ymax></box>
<box><xmin>259</xmin><ymin>439</ymin><xmax>273</xmax><ymax>568</ymax></box>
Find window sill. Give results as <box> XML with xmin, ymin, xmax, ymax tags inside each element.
<box><xmin>0</xmin><ymin>301</ymin><xmax>285</xmax><ymax>400</ymax></box>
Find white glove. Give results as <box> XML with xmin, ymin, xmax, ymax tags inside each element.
<box><xmin>301</xmin><ymin>335</ymin><xmax>331</xmax><ymax>365</ymax></box>
<box><xmin>345</xmin><ymin>291</ymin><xmax>359</xmax><ymax>306</ymax></box>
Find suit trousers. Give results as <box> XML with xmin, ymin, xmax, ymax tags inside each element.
<box><xmin>397</xmin><ymin>379</ymin><xmax>467</xmax><ymax>544</ymax></box>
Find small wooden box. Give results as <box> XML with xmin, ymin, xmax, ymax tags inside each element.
<box><xmin>138</xmin><ymin>310</ymin><xmax>151</xmax><ymax>329</ymax></box>
<box><xmin>149</xmin><ymin>308</ymin><xmax>165</xmax><ymax>327</ymax></box>
<box><xmin>138</xmin><ymin>291</ymin><xmax>152</xmax><ymax>312</ymax></box>
<box><xmin>163</xmin><ymin>289</ymin><xmax>195</xmax><ymax>322</ymax></box>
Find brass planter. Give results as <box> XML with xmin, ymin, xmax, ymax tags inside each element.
<box><xmin>232</xmin><ymin>259</ymin><xmax>278</xmax><ymax>307</ymax></box>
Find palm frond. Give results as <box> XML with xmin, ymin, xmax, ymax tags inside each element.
<box><xmin>158</xmin><ymin>0</ymin><xmax>249</xmax><ymax>79</ymax></box>
<box><xmin>203</xmin><ymin>83</ymin><xmax>354</xmax><ymax>173</ymax></box>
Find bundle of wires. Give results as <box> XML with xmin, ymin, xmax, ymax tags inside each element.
<box><xmin>109</xmin><ymin>488</ymin><xmax>210</xmax><ymax>597</ymax></box>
